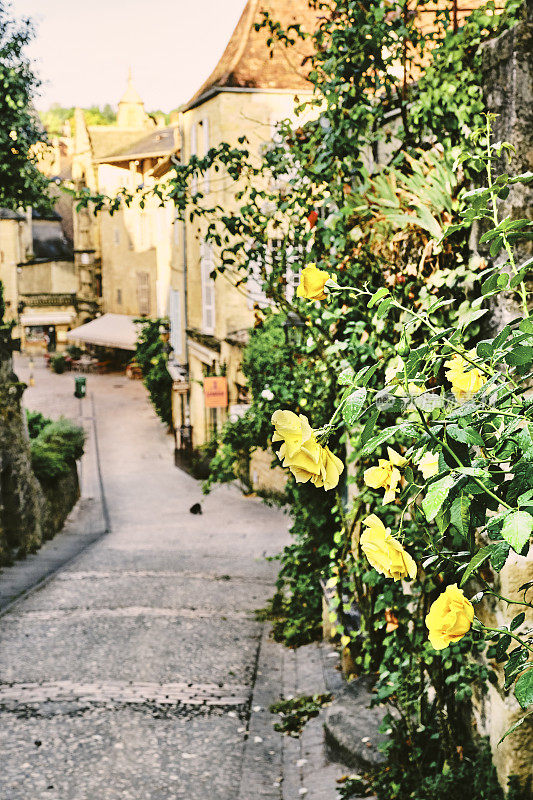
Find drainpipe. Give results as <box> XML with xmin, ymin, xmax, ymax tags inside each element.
<box><xmin>171</xmin><ymin>114</ymin><xmax>191</xmax><ymax>438</ymax></box>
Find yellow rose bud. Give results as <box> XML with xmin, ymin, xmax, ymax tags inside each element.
<box><xmin>425</xmin><ymin>584</ymin><xmax>474</xmax><ymax>650</ymax></box>
<box><xmin>444</xmin><ymin>353</ymin><xmax>486</xmax><ymax>402</ymax></box>
<box><xmin>363</xmin><ymin>447</ymin><xmax>407</xmax><ymax>504</ymax></box>
<box><xmin>360</xmin><ymin>515</ymin><xmax>417</xmax><ymax>581</ymax></box>
<box><xmin>418</xmin><ymin>451</ymin><xmax>439</xmax><ymax>480</ymax></box>
<box><xmin>296</xmin><ymin>264</ymin><xmax>330</xmax><ymax>301</ymax></box>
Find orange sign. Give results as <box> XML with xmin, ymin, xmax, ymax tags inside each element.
<box><xmin>204</xmin><ymin>376</ymin><xmax>228</xmax><ymax>408</ymax></box>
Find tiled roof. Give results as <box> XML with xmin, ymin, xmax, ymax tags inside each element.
<box><xmin>0</xmin><ymin>208</ymin><xmax>24</xmax><ymax>220</ymax></box>
<box><xmin>95</xmin><ymin>126</ymin><xmax>179</xmax><ymax>163</ymax></box>
<box><xmin>184</xmin><ymin>0</ymin><xmax>318</xmax><ymax>110</ymax></box>
<box><xmin>87</xmin><ymin>127</ymin><xmax>151</xmax><ymax>159</ymax></box>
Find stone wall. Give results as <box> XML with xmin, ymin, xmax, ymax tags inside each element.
<box><xmin>473</xmin><ymin>5</ymin><xmax>533</xmax><ymax>789</ymax></box>
<box><xmin>0</xmin><ymin>354</ymin><xmax>46</xmax><ymax>564</ymax></box>
<box><xmin>0</xmin><ymin>353</ymin><xmax>80</xmax><ymax>565</ymax></box>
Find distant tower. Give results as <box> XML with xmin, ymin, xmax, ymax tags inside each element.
<box><xmin>117</xmin><ymin>70</ymin><xmax>149</xmax><ymax>128</ymax></box>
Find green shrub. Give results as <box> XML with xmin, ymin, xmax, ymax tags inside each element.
<box><xmin>66</xmin><ymin>344</ymin><xmax>83</xmax><ymax>359</ymax></box>
<box><xmin>30</xmin><ymin>418</ymin><xmax>85</xmax><ymax>484</ymax></box>
<box><xmin>30</xmin><ymin>439</ymin><xmax>71</xmax><ymax>483</ymax></box>
<box><xmin>39</xmin><ymin>418</ymin><xmax>86</xmax><ymax>461</ymax></box>
<box><xmin>26</xmin><ymin>409</ymin><xmax>52</xmax><ymax>439</ymax></box>
<box><xmin>50</xmin><ymin>354</ymin><xmax>66</xmax><ymax>374</ymax></box>
<box><xmin>134</xmin><ymin>318</ymin><xmax>173</xmax><ymax>427</ymax></box>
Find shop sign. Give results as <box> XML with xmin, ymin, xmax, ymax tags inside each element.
<box><xmin>204</xmin><ymin>376</ymin><xmax>228</xmax><ymax>408</ymax></box>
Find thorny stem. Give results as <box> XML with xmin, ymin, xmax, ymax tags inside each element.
<box><xmin>478</xmin><ymin>624</ymin><xmax>533</xmax><ymax>654</ymax></box>
<box><xmin>416</xmin><ymin>407</ymin><xmax>513</xmax><ymax>511</ymax></box>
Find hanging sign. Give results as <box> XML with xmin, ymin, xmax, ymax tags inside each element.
<box><xmin>204</xmin><ymin>376</ymin><xmax>228</xmax><ymax>408</ymax></box>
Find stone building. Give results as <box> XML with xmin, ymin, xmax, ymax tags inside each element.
<box><xmin>67</xmin><ymin>76</ymin><xmax>179</xmax><ymax>354</ymax></box>
<box><xmin>0</xmin><ymin>206</ymin><xmax>80</xmax><ymax>353</ymax></box>
<box><xmin>169</xmin><ymin>0</ymin><xmax>318</xmax><ymax>454</ymax></box>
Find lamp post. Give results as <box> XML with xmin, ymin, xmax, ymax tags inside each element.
<box><xmin>283</xmin><ymin>311</ymin><xmax>306</xmax><ymax>349</ymax></box>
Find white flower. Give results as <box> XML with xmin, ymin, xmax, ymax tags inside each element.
<box><xmin>261</xmin><ymin>389</ymin><xmax>275</xmax><ymax>401</ymax></box>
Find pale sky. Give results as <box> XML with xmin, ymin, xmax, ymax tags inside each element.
<box><xmin>10</xmin><ymin>0</ymin><xmax>249</xmax><ymax>111</ymax></box>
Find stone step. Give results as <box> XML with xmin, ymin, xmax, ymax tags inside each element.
<box><xmin>323</xmin><ymin>675</ymin><xmax>388</xmax><ymax>772</ymax></box>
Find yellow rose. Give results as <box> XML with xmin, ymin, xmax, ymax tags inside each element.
<box><xmin>418</xmin><ymin>451</ymin><xmax>439</xmax><ymax>480</ymax></box>
<box><xmin>444</xmin><ymin>353</ymin><xmax>487</xmax><ymax>402</ymax></box>
<box><xmin>360</xmin><ymin>514</ymin><xmax>417</xmax><ymax>581</ymax></box>
<box><xmin>271</xmin><ymin>410</ymin><xmax>343</xmax><ymax>490</ymax></box>
<box><xmin>364</xmin><ymin>447</ymin><xmax>407</xmax><ymax>504</ymax></box>
<box><xmin>271</xmin><ymin>410</ymin><xmax>318</xmax><ymax>459</ymax></box>
<box><xmin>425</xmin><ymin>584</ymin><xmax>474</xmax><ymax>650</ymax></box>
<box><xmin>296</xmin><ymin>264</ymin><xmax>330</xmax><ymax>301</ymax></box>
<box><xmin>311</xmin><ymin>445</ymin><xmax>344</xmax><ymax>491</ymax></box>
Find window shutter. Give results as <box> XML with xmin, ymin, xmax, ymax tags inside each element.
<box><xmin>202</xmin><ymin>117</ymin><xmax>210</xmax><ymax>193</ymax></box>
<box><xmin>169</xmin><ymin>289</ymin><xmax>182</xmax><ymax>357</ymax></box>
<box><xmin>190</xmin><ymin>123</ymin><xmax>197</xmax><ymax>195</ymax></box>
<box><xmin>137</xmin><ymin>271</ymin><xmax>151</xmax><ymax>316</ymax></box>
<box><xmin>201</xmin><ymin>241</ymin><xmax>215</xmax><ymax>333</ymax></box>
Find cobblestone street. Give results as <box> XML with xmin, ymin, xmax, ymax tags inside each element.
<box><xmin>0</xmin><ymin>357</ymin><xmax>344</xmax><ymax>800</ymax></box>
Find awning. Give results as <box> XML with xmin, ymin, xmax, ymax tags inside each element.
<box><xmin>66</xmin><ymin>313</ymin><xmax>140</xmax><ymax>351</ymax></box>
<box><xmin>21</xmin><ymin>311</ymin><xmax>75</xmax><ymax>327</ymax></box>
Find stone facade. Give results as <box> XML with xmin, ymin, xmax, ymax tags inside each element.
<box><xmin>472</xmin><ymin>5</ymin><xmax>533</xmax><ymax>789</ymax></box>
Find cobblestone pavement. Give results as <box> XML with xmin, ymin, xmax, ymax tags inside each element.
<box><xmin>0</xmin><ymin>357</ymin><xmax>347</xmax><ymax>800</ymax></box>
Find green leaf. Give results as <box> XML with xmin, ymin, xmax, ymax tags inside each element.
<box><xmin>342</xmin><ymin>388</ymin><xmax>367</xmax><ymax>425</ymax></box>
<box><xmin>500</xmin><ymin>511</ymin><xmax>533</xmax><ymax>554</ymax></box>
<box><xmin>498</xmin><ymin>710</ymin><xmax>533</xmax><ymax>744</ymax></box>
<box><xmin>359</xmin><ymin>425</ymin><xmax>401</xmax><ymax>457</ymax></box>
<box><xmin>338</xmin><ymin>367</ymin><xmax>355</xmax><ymax>386</ymax></box>
<box><xmin>489</xmin><ymin>540</ymin><xmax>511</xmax><ymax>571</ymax></box>
<box><xmin>460</xmin><ymin>547</ymin><xmax>491</xmax><ymax>586</ymax></box>
<box><xmin>368</xmin><ymin>287</ymin><xmax>389</xmax><ymax>308</ymax></box>
<box><xmin>505</xmin><ymin>346</ymin><xmax>533</xmax><ymax>368</ymax></box>
<box><xmin>450</xmin><ymin>493</ymin><xmax>470</xmax><ymax>538</ymax></box>
<box><xmin>376</xmin><ymin>296</ymin><xmax>393</xmax><ymax>318</ymax></box>
<box><xmin>510</xmin><ymin>612</ymin><xmax>525</xmax><ymax>631</ymax></box>
<box><xmin>515</xmin><ymin>668</ymin><xmax>533</xmax><ymax>710</ymax></box>
<box><xmin>359</xmin><ymin>408</ymin><xmax>379</xmax><ymax>449</ymax></box>
<box><xmin>422</xmin><ymin>475</ymin><xmax>456</xmax><ymax>522</ymax></box>
<box><xmin>447</xmin><ymin>425</ymin><xmax>484</xmax><ymax>446</ymax></box>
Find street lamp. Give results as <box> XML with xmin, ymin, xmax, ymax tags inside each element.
<box><xmin>283</xmin><ymin>312</ymin><xmax>306</xmax><ymax>349</ymax></box>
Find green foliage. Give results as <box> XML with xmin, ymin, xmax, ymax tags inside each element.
<box><xmin>0</xmin><ymin>1</ymin><xmax>51</xmax><ymax>210</ymax></box>
<box><xmin>134</xmin><ymin>318</ymin><xmax>173</xmax><ymax>427</ymax></box>
<box><xmin>38</xmin><ymin>418</ymin><xmax>85</xmax><ymax>461</ymax></box>
<box><xmin>26</xmin><ymin>409</ymin><xmax>52</xmax><ymax>439</ymax></box>
<box><xmin>269</xmin><ymin>693</ymin><xmax>332</xmax><ymax>737</ymax></box>
<box><xmin>39</xmin><ymin>103</ymin><xmax>116</xmax><ymax>136</ymax></box>
<box><xmin>50</xmin><ymin>354</ymin><xmax>66</xmax><ymax>374</ymax></box>
<box><xmin>66</xmin><ymin>344</ymin><xmax>83</xmax><ymax>359</ymax></box>
<box><xmin>372</xmin><ymin>735</ymin><xmax>505</xmax><ymax>800</ymax></box>
<box><xmin>30</xmin><ymin>439</ymin><xmax>71</xmax><ymax>483</ymax></box>
<box><xmin>30</xmin><ymin>418</ymin><xmax>85</xmax><ymax>484</ymax></box>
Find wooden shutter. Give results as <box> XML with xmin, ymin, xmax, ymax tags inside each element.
<box><xmin>200</xmin><ymin>241</ymin><xmax>215</xmax><ymax>333</ymax></box>
<box><xmin>137</xmin><ymin>271</ymin><xmax>151</xmax><ymax>316</ymax></box>
<box><xmin>169</xmin><ymin>289</ymin><xmax>182</xmax><ymax>357</ymax></box>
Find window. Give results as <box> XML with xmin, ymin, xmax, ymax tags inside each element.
<box><xmin>116</xmin><ymin>288</ymin><xmax>122</xmax><ymax>305</ymax></box>
<box><xmin>190</xmin><ymin>123</ymin><xmax>197</xmax><ymax>195</ymax></box>
<box><xmin>200</xmin><ymin>241</ymin><xmax>215</xmax><ymax>333</ymax></box>
<box><xmin>137</xmin><ymin>271</ymin><xmax>151</xmax><ymax>316</ymax></box>
<box><xmin>169</xmin><ymin>289</ymin><xmax>182</xmax><ymax>357</ymax></box>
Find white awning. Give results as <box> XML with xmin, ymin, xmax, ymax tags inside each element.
<box><xmin>21</xmin><ymin>311</ymin><xmax>75</xmax><ymax>327</ymax></box>
<box><xmin>66</xmin><ymin>313</ymin><xmax>140</xmax><ymax>351</ymax></box>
